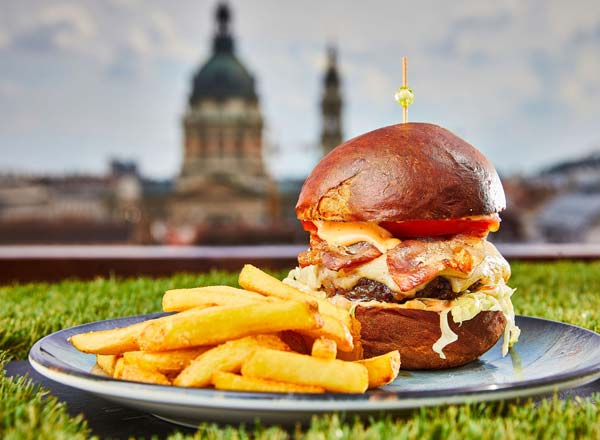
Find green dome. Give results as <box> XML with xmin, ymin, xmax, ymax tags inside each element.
<box><xmin>190</xmin><ymin>53</ymin><xmax>256</xmax><ymax>103</ymax></box>
<box><xmin>189</xmin><ymin>4</ymin><xmax>257</xmax><ymax>104</ymax></box>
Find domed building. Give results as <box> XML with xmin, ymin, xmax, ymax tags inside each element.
<box><xmin>171</xmin><ymin>3</ymin><xmax>274</xmax><ymax>241</ymax></box>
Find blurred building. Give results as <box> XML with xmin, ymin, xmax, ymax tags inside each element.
<box><xmin>170</xmin><ymin>3</ymin><xmax>273</xmax><ymax>243</ymax></box>
<box><xmin>167</xmin><ymin>3</ymin><xmax>345</xmax><ymax>245</ymax></box>
<box><xmin>534</xmin><ymin>153</ymin><xmax>600</xmax><ymax>242</ymax></box>
<box><xmin>0</xmin><ymin>162</ymin><xmax>140</xmax><ymax>244</ymax></box>
<box><xmin>0</xmin><ymin>2</ymin><xmax>345</xmax><ymax>245</ymax></box>
<box><xmin>496</xmin><ymin>151</ymin><xmax>600</xmax><ymax>243</ymax></box>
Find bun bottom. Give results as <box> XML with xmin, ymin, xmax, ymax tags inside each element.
<box><xmin>355</xmin><ymin>306</ymin><xmax>506</xmax><ymax>370</ymax></box>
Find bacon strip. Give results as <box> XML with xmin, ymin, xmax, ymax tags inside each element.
<box><xmin>322</xmin><ymin>241</ymin><xmax>382</xmax><ymax>271</ymax></box>
<box><xmin>298</xmin><ymin>234</ymin><xmax>326</xmax><ymax>267</ymax></box>
<box><xmin>387</xmin><ymin>235</ymin><xmax>478</xmax><ymax>292</ymax></box>
<box><xmin>297</xmin><ymin>234</ymin><xmax>382</xmax><ymax>270</ymax></box>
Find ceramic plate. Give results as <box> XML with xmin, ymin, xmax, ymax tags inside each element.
<box><xmin>29</xmin><ymin>314</ymin><xmax>600</xmax><ymax>426</ymax></box>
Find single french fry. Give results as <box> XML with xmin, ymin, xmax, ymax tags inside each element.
<box><xmin>242</xmin><ymin>348</ymin><xmax>368</xmax><ymax>393</ymax></box>
<box><xmin>300</xmin><ymin>315</ymin><xmax>354</xmax><ymax>352</ymax></box>
<box><xmin>70</xmin><ymin>320</ymin><xmax>149</xmax><ymax>355</ymax></box>
<box><xmin>336</xmin><ymin>317</ymin><xmax>364</xmax><ymax>361</ymax></box>
<box><xmin>239</xmin><ymin>264</ymin><xmax>351</xmax><ymax>326</ymax></box>
<box><xmin>212</xmin><ymin>372</ymin><xmax>325</xmax><ymax>394</ymax></box>
<box><xmin>162</xmin><ymin>286</ymin><xmax>269</xmax><ymax>312</ymax></box>
<box><xmin>138</xmin><ymin>301</ymin><xmax>321</xmax><ymax>352</ymax></box>
<box><xmin>114</xmin><ymin>357</ymin><xmax>125</xmax><ymax>378</ymax></box>
<box><xmin>123</xmin><ymin>347</ymin><xmax>211</xmax><ymax>375</ymax></box>
<box><xmin>114</xmin><ymin>359</ymin><xmax>171</xmax><ymax>385</ymax></box>
<box><xmin>96</xmin><ymin>354</ymin><xmax>120</xmax><ymax>376</ymax></box>
<box><xmin>174</xmin><ymin>335</ymin><xmax>289</xmax><ymax>387</ymax></box>
<box><xmin>311</xmin><ymin>337</ymin><xmax>337</xmax><ymax>360</ymax></box>
<box><xmin>356</xmin><ymin>350</ymin><xmax>401</xmax><ymax>389</ymax></box>
<box><xmin>239</xmin><ymin>264</ymin><xmax>316</xmax><ymax>305</ymax></box>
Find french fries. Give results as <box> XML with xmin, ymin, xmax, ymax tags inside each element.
<box><xmin>114</xmin><ymin>358</ymin><xmax>171</xmax><ymax>385</ymax></box>
<box><xmin>239</xmin><ymin>264</ymin><xmax>355</xmax><ymax>350</ymax></box>
<box><xmin>72</xmin><ymin>265</ymin><xmax>405</xmax><ymax>394</ymax></box>
<box><xmin>212</xmin><ymin>372</ymin><xmax>325</xmax><ymax>394</ymax></box>
<box><xmin>311</xmin><ymin>337</ymin><xmax>337</xmax><ymax>360</ymax></box>
<box><xmin>239</xmin><ymin>265</ymin><xmax>351</xmax><ymax>323</ymax></box>
<box><xmin>163</xmin><ymin>286</ymin><xmax>268</xmax><ymax>312</ymax></box>
<box><xmin>300</xmin><ymin>316</ymin><xmax>353</xmax><ymax>352</ymax></box>
<box><xmin>356</xmin><ymin>350</ymin><xmax>401</xmax><ymax>389</ymax></box>
<box><xmin>336</xmin><ymin>317</ymin><xmax>364</xmax><ymax>361</ymax></box>
<box><xmin>242</xmin><ymin>348</ymin><xmax>369</xmax><ymax>393</ymax></box>
<box><xmin>70</xmin><ymin>320</ymin><xmax>149</xmax><ymax>355</ymax></box>
<box><xmin>123</xmin><ymin>347</ymin><xmax>210</xmax><ymax>375</ymax></box>
<box><xmin>174</xmin><ymin>335</ymin><xmax>288</xmax><ymax>387</ymax></box>
<box><xmin>239</xmin><ymin>264</ymin><xmax>318</xmax><ymax>308</ymax></box>
<box><xmin>138</xmin><ymin>301</ymin><xmax>322</xmax><ymax>352</ymax></box>
<box><xmin>96</xmin><ymin>354</ymin><xmax>120</xmax><ymax>376</ymax></box>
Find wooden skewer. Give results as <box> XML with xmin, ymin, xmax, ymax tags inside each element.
<box><xmin>402</xmin><ymin>56</ymin><xmax>408</xmax><ymax>123</ymax></box>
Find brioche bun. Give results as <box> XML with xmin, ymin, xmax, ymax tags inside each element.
<box><xmin>296</xmin><ymin>122</ymin><xmax>505</xmax><ymax>222</ymax></box>
<box><xmin>355</xmin><ymin>306</ymin><xmax>507</xmax><ymax>369</ymax></box>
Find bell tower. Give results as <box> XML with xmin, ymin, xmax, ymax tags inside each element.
<box><xmin>320</xmin><ymin>46</ymin><xmax>343</xmax><ymax>156</ymax></box>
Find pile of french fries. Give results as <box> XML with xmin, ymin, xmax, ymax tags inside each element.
<box><xmin>70</xmin><ymin>265</ymin><xmax>400</xmax><ymax>393</ymax></box>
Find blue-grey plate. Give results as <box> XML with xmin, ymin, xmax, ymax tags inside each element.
<box><xmin>29</xmin><ymin>314</ymin><xmax>600</xmax><ymax>426</ymax></box>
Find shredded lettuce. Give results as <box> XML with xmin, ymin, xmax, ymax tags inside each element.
<box><xmin>286</xmin><ymin>264</ymin><xmax>521</xmax><ymax>358</ymax></box>
<box><xmin>450</xmin><ymin>281</ymin><xmax>520</xmax><ymax>356</ymax></box>
<box><xmin>284</xmin><ymin>266</ymin><xmax>323</xmax><ymax>293</ymax></box>
<box><xmin>432</xmin><ymin>309</ymin><xmax>458</xmax><ymax>359</ymax></box>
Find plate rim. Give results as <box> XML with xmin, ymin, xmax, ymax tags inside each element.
<box><xmin>28</xmin><ymin>314</ymin><xmax>600</xmax><ymax>411</ymax></box>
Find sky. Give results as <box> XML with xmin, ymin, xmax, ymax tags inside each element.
<box><xmin>1</xmin><ymin>0</ymin><xmax>600</xmax><ymax>180</ymax></box>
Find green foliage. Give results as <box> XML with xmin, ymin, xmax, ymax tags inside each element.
<box><xmin>511</xmin><ymin>261</ymin><xmax>600</xmax><ymax>333</ymax></box>
<box><xmin>1</xmin><ymin>262</ymin><xmax>599</xmax><ymax>439</ymax></box>
<box><xmin>168</xmin><ymin>398</ymin><xmax>600</xmax><ymax>440</ymax></box>
<box><xmin>0</xmin><ymin>271</ymin><xmax>242</xmax><ymax>360</ymax></box>
<box><xmin>0</xmin><ymin>352</ymin><xmax>92</xmax><ymax>439</ymax></box>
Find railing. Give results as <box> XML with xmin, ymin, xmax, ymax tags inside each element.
<box><xmin>1</xmin><ymin>243</ymin><xmax>599</xmax><ymax>284</ymax></box>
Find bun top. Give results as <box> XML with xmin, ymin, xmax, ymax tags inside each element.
<box><xmin>296</xmin><ymin>122</ymin><xmax>506</xmax><ymax>222</ymax></box>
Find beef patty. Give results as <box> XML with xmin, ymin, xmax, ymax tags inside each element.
<box><xmin>329</xmin><ymin>277</ymin><xmax>481</xmax><ymax>303</ymax></box>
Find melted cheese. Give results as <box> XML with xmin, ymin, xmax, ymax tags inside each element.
<box><xmin>314</xmin><ymin>221</ymin><xmax>401</xmax><ymax>252</ymax></box>
<box><xmin>285</xmin><ymin>255</ymin><xmax>401</xmax><ymax>293</ymax></box>
<box><xmin>285</xmin><ymin>239</ymin><xmax>509</xmax><ymax>300</ymax></box>
<box><xmin>442</xmin><ymin>240</ymin><xmax>510</xmax><ymax>292</ymax></box>
<box><xmin>314</xmin><ymin>222</ymin><xmax>509</xmax><ymax>295</ymax></box>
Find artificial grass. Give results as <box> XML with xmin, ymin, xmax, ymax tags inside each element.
<box><xmin>1</xmin><ymin>262</ymin><xmax>599</xmax><ymax>438</ymax></box>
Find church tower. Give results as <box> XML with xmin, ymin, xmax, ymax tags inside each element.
<box><xmin>173</xmin><ymin>3</ymin><xmax>271</xmax><ymax>234</ymax></box>
<box><xmin>320</xmin><ymin>46</ymin><xmax>343</xmax><ymax>156</ymax></box>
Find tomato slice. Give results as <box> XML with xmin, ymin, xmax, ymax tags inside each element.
<box><xmin>380</xmin><ymin>215</ymin><xmax>500</xmax><ymax>238</ymax></box>
<box><xmin>302</xmin><ymin>216</ymin><xmax>499</xmax><ymax>238</ymax></box>
<box><xmin>301</xmin><ymin>220</ymin><xmax>318</xmax><ymax>233</ymax></box>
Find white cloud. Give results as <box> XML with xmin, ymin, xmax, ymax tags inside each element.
<box><xmin>40</xmin><ymin>3</ymin><xmax>96</xmax><ymax>41</ymax></box>
<box><xmin>119</xmin><ymin>7</ymin><xmax>197</xmax><ymax>62</ymax></box>
<box><xmin>9</xmin><ymin>2</ymin><xmax>98</xmax><ymax>55</ymax></box>
<box><xmin>1</xmin><ymin>0</ymin><xmax>600</xmax><ymax>178</ymax></box>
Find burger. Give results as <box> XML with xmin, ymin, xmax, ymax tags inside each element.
<box><xmin>283</xmin><ymin>122</ymin><xmax>520</xmax><ymax>369</ymax></box>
